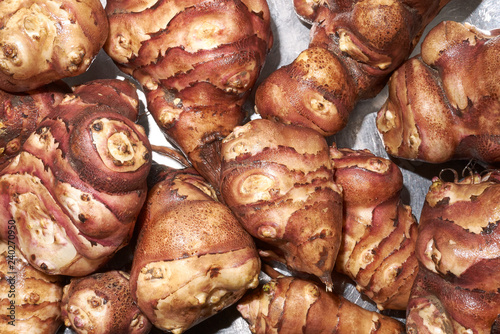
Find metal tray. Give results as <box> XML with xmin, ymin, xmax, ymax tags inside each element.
<box><xmin>60</xmin><ymin>0</ymin><xmax>500</xmax><ymax>333</ymax></box>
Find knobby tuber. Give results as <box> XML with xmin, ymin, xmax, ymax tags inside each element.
<box><xmin>406</xmin><ymin>171</ymin><xmax>500</xmax><ymax>333</ymax></box>
<box><xmin>238</xmin><ymin>276</ymin><xmax>405</xmax><ymax>333</ymax></box>
<box><xmin>0</xmin><ymin>81</ymin><xmax>70</xmax><ymax>167</ymax></box>
<box><xmin>330</xmin><ymin>146</ymin><xmax>419</xmax><ymax>311</ymax></box>
<box><xmin>377</xmin><ymin>21</ymin><xmax>500</xmax><ymax>164</ymax></box>
<box><xmin>61</xmin><ymin>270</ymin><xmax>152</xmax><ymax>334</ymax></box>
<box><xmin>104</xmin><ymin>0</ymin><xmax>273</xmax><ymax>186</ymax></box>
<box><xmin>255</xmin><ymin>0</ymin><xmax>450</xmax><ymax>136</ymax></box>
<box><xmin>0</xmin><ymin>240</ymin><xmax>64</xmax><ymax>334</ymax></box>
<box><xmin>0</xmin><ymin>0</ymin><xmax>109</xmax><ymax>92</ymax></box>
<box><xmin>220</xmin><ymin>118</ymin><xmax>343</xmax><ymax>290</ymax></box>
<box><xmin>0</xmin><ymin>79</ymin><xmax>152</xmax><ymax>276</ymax></box>
<box><xmin>130</xmin><ymin>165</ymin><xmax>261</xmax><ymax>334</ymax></box>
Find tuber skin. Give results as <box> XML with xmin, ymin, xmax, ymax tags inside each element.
<box><xmin>0</xmin><ymin>79</ymin><xmax>152</xmax><ymax>276</ymax></box>
<box><xmin>61</xmin><ymin>270</ymin><xmax>152</xmax><ymax>334</ymax></box>
<box><xmin>130</xmin><ymin>164</ymin><xmax>261</xmax><ymax>334</ymax></box>
<box><xmin>255</xmin><ymin>0</ymin><xmax>450</xmax><ymax>136</ymax></box>
<box><xmin>104</xmin><ymin>0</ymin><xmax>273</xmax><ymax>187</ymax></box>
<box><xmin>406</xmin><ymin>171</ymin><xmax>500</xmax><ymax>333</ymax></box>
<box><xmin>376</xmin><ymin>21</ymin><xmax>500</xmax><ymax>164</ymax></box>
<box><xmin>238</xmin><ymin>276</ymin><xmax>405</xmax><ymax>333</ymax></box>
<box><xmin>220</xmin><ymin>118</ymin><xmax>343</xmax><ymax>290</ymax></box>
<box><xmin>0</xmin><ymin>0</ymin><xmax>109</xmax><ymax>93</ymax></box>
<box><xmin>0</xmin><ymin>81</ymin><xmax>70</xmax><ymax>167</ymax></box>
<box><xmin>0</xmin><ymin>240</ymin><xmax>64</xmax><ymax>334</ymax></box>
<box><xmin>330</xmin><ymin>146</ymin><xmax>419</xmax><ymax>311</ymax></box>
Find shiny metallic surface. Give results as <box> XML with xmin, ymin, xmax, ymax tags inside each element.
<box><xmin>60</xmin><ymin>0</ymin><xmax>500</xmax><ymax>333</ymax></box>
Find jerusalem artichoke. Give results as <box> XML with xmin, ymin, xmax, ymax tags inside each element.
<box><xmin>104</xmin><ymin>0</ymin><xmax>273</xmax><ymax>186</ymax></box>
<box><xmin>0</xmin><ymin>82</ymin><xmax>70</xmax><ymax>167</ymax></box>
<box><xmin>220</xmin><ymin>118</ymin><xmax>343</xmax><ymax>290</ymax></box>
<box><xmin>238</xmin><ymin>276</ymin><xmax>405</xmax><ymax>333</ymax></box>
<box><xmin>0</xmin><ymin>79</ymin><xmax>152</xmax><ymax>276</ymax></box>
<box><xmin>0</xmin><ymin>240</ymin><xmax>63</xmax><ymax>334</ymax></box>
<box><xmin>406</xmin><ymin>170</ymin><xmax>500</xmax><ymax>333</ymax></box>
<box><xmin>61</xmin><ymin>270</ymin><xmax>152</xmax><ymax>334</ymax></box>
<box><xmin>130</xmin><ymin>164</ymin><xmax>261</xmax><ymax>333</ymax></box>
<box><xmin>330</xmin><ymin>146</ymin><xmax>419</xmax><ymax>311</ymax></box>
<box><xmin>0</xmin><ymin>0</ymin><xmax>109</xmax><ymax>92</ymax></box>
<box><xmin>376</xmin><ymin>21</ymin><xmax>500</xmax><ymax>164</ymax></box>
<box><xmin>255</xmin><ymin>0</ymin><xmax>450</xmax><ymax>136</ymax></box>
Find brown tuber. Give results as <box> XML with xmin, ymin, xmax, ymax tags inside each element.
<box><xmin>0</xmin><ymin>79</ymin><xmax>152</xmax><ymax>276</ymax></box>
<box><xmin>255</xmin><ymin>0</ymin><xmax>450</xmax><ymax>136</ymax></box>
<box><xmin>61</xmin><ymin>270</ymin><xmax>152</xmax><ymax>334</ymax></box>
<box><xmin>376</xmin><ymin>21</ymin><xmax>500</xmax><ymax>164</ymax></box>
<box><xmin>330</xmin><ymin>146</ymin><xmax>419</xmax><ymax>311</ymax></box>
<box><xmin>104</xmin><ymin>0</ymin><xmax>273</xmax><ymax>186</ymax></box>
<box><xmin>0</xmin><ymin>240</ymin><xmax>64</xmax><ymax>334</ymax></box>
<box><xmin>130</xmin><ymin>165</ymin><xmax>261</xmax><ymax>334</ymax></box>
<box><xmin>0</xmin><ymin>0</ymin><xmax>109</xmax><ymax>92</ymax></box>
<box><xmin>238</xmin><ymin>276</ymin><xmax>405</xmax><ymax>333</ymax></box>
<box><xmin>407</xmin><ymin>170</ymin><xmax>500</xmax><ymax>333</ymax></box>
<box><xmin>0</xmin><ymin>81</ymin><xmax>70</xmax><ymax>167</ymax></box>
<box><xmin>220</xmin><ymin>118</ymin><xmax>343</xmax><ymax>290</ymax></box>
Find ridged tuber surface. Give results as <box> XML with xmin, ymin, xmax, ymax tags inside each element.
<box><xmin>61</xmin><ymin>270</ymin><xmax>152</xmax><ymax>334</ymax></box>
<box><xmin>330</xmin><ymin>146</ymin><xmax>419</xmax><ymax>311</ymax></box>
<box><xmin>255</xmin><ymin>0</ymin><xmax>450</xmax><ymax>136</ymax></box>
<box><xmin>0</xmin><ymin>240</ymin><xmax>63</xmax><ymax>334</ymax></box>
<box><xmin>406</xmin><ymin>171</ymin><xmax>500</xmax><ymax>333</ymax></box>
<box><xmin>238</xmin><ymin>276</ymin><xmax>405</xmax><ymax>333</ymax></box>
<box><xmin>220</xmin><ymin>118</ymin><xmax>343</xmax><ymax>290</ymax></box>
<box><xmin>104</xmin><ymin>0</ymin><xmax>273</xmax><ymax>186</ymax></box>
<box><xmin>0</xmin><ymin>79</ymin><xmax>152</xmax><ymax>276</ymax></box>
<box><xmin>0</xmin><ymin>81</ymin><xmax>70</xmax><ymax>167</ymax></box>
<box><xmin>130</xmin><ymin>165</ymin><xmax>261</xmax><ymax>334</ymax></box>
<box><xmin>376</xmin><ymin>21</ymin><xmax>500</xmax><ymax>164</ymax></box>
<box><xmin>0</xmin><ymin>0</ymin><xmax>109</xmax><ymax>93</ymax></box>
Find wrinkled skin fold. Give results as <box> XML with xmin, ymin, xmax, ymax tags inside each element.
<box><xmin>0</xmin><ymin>79</ymin><xmax>152</xmax><ymax>276</ymax></box>
<box><xmin>377</xmin><ymin>21</ymin><xmax>500</xmax><ymax>164</ymax></box>
<box><xmin>220</xmin><ymin>118</ymin><xmax>343</xmax><ymax>290</ymax></box>
<box><xmin>238</xmin><ymin>276</ymin><xmax>405</xmax><ymax>333</ymax></box>
<box><xmin>330</xmin><ymin>146</ymin><xmax>419</xmax><ymax>311</ymax></box>
<box><xmin>255</xmin><ymin>0</ymin><xmax>451</xmax><ymax>136</ymax></box>
<box><xmin>104</xmin><ymin>0</ymin><xmax>273</xmax><ymax>186</ymax></box>
<box><xmin>130</xmin><ymin>165</ymin><xmax>261</xmax><ymax>334</ymax></box>
<box><xmin>407</xmin><ymin>171</ymin><xmax>500</xmax><ymax>333</ymax></box>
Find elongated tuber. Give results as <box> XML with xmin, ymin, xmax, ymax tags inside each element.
<box><xmin>330</xmin><ymin>146</ymin><xmax>419</xmax><ymax>311</ymax></box>
<box><xmin>220</xmin><ymin>118</ymin><xmax>343</xmax><ymax>290</ymax></box>
<box><xmin>130</xmin><ymin>165</ymin><xmax>261</xmax><ymax>334</ymax></box>
<box><xmin>238</xmin><ymin>276</ymin><xmax>405</xmax><ymax>333</ymax></box>
<box><xmin>104</xmin><ymin>0</ymin><xmax>273</xmax><ymax>186</ymax></box>
<box><xmin>377</xmin><ymin>21</ymin><xmax>500</xmax><ymax>164</ymax></box>
<box><xmin>0</xmin><ymin>81</ymin><xmax>70</xmax><ymax>167</ymax></box>
<box><xmin>0</xmin><ymin>240</ymin><xmax>64</xmax><ymax>334</ymax></box>
<box><xmin>61</xmin><ymin>270</ymin><xmax>152</xmax><ymax>334</ymax></box>
<box><xmin>255</xmin><ymin>0</ymin><xmax>450</xmax><ymax>136</ymax></box>
<box><xmin>407</xmin><ymin>171</ymin><xmax>500</xmax><ymax>333</ymax></box>
<box><xmin>0</xmin><ymin>0</ymin><xmax>109</xmax><ymax>92</ymax></box>
<box><xmin>0</xmin><ymin>79</ymin><xmax>152</xmax><ymax>276</ymax></box>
